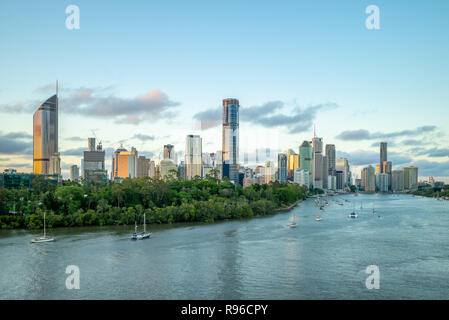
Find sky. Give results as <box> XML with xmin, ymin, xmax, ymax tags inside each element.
<box><xmin>0</xmin><ymin>0</ymin><xmax>448</xmax><ymax>181</ymax></box>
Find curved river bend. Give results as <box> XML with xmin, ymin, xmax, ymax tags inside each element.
<box><xmin>1</xmin><ymin>194</ymin><xmax>449</xmax><ymax>299</ymax></box>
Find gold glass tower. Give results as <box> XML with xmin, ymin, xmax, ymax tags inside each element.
<box><xmin>33</xmin><ymin>94</ymin><xmax>58</xmax><ymax>174</ymax></box>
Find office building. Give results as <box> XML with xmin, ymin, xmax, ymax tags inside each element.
<box><xmin>325</xmin><ymin>144</ymin><xmax>336</xmax><ymax>176</ymax></box>
<box><xmin>264</xmin><ymin>160</ymin><xmax>276</xmax><ymax>184</ymax></box>
<box><xmin>380</xmin><ymin>142</ymin><xmax>387</xmax><ymax>173</ymax></box>
<box><xmin>392</xmin><ymin>170</ymin><xmax>404</xmax><ymax>192</ymax></box>
<box><xmin>299</xmin><ymin>141</ymin><xmax>313</xmax><ymax>186</ymax></box>
<box><xmin>287</xmin><ymin>149</ymin><xmax>299</xmax><ymax>180</ymax></box>
<box><xmin>33</xmin><ymin>93</ymin><xmax>58</xmax><ymax>175</ymax></box>
<box><xmin>112</xmin><ymin>147</ymin><xmax>138</xmax><ymax>179</ymax></box>
<box><xmin>336</xmin><ymin>158</ymin><xmax>350</xmax><ymax>186</ymax></box>
<box><xmin>70</xmin><ymin>165</ymin><xmax>79</xmax><ymax>182</ymax></box>
<box><xmin>137</xmin><ymin>156</ymin><xmax>151</xmax><ymax>178</ymax></box>
<box><xmin>294</xmin><ymin>169</ymin><xmax>309</xmax><ymax>187</ymax></box>
<box><xmin>164</xmin><ymin>144</ymin><xmax>175</xmax><ymax>160</ymax></box>
<box><xmin>222</xmin><ymin>98</ymin><xmax>240</xmax><ymax>184</ymax></box>
<box><xmin>375</xmin><ymin>173</ymin><xmax>389</xmax><ymax>192</ymax></box>
<box><xmin>83</xmin><ymin>138</ymin><xmax>107</xmax><ymax>184</ymax></box>
<box><xmin>403</xmin><ymin>166</ymin><xmax>418</xmax><ymax>191</ymax></box>
<box><xmin>160</xmin><ymin>158</ymin><xmax>177</xmax><ymax>179</ymax></box>
<box><xmin>185</xmin><ymin>134</ymin><xmax>202</xmax><ymax>179</ymax></box>
<box><xmin>278</xmin><ymin>153</ymin><xmax>288</xmax><ymax>183</ymax></box>
<box><xmin>361</xmin><ymin>165</ymin><xmax>375</xmax><ymax>193</ymax></box>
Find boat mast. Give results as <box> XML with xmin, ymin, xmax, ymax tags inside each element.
<box><xmin>144</xmin><ymin>213</ymin><xmax>146</xmax><ymax>233</ymax></box>
<box><xmin>43</xmin><ymin>211</ymin><xmax>46</xmax><ymax>238</ymax></box>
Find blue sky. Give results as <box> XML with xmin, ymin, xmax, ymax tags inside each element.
<box><xmin>1</xmin><ymin>0</ymin><xmax>448</xmax><ymax>180</ymax></box>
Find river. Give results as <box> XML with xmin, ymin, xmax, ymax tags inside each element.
<box><xmin>1</xmin><ymin>193</ymin><xmax>449</xmax><ymax>299</ymax></box>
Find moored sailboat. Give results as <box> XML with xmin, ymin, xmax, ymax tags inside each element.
<box><xmin>131</xmin><ymin>212</ymin><xmax>151</xmax><ymax>240</ymax></box>
<box><xmin>31</xmin><ymin>211</ymin><xmax>54</xmax><ymax>243</ymax></box>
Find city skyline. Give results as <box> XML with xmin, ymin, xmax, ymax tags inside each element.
<box><xmin>0</xmin><ymin>1</ymin><xmax>449</xmax><ymax>180</ymax></box>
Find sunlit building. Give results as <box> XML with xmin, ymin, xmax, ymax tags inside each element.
<box><xmin>33</xmin><ymin>94</ymin><xmax>58</xmax><ymax>175</ymax></box>
<box><xmin>286</xmin><ymin>149</ymin><xmax>299</xmax><ymax>180</ymax></box>
<box><xmin>112</xmin><ymin>147</ymin><xmax>138</xmax><ymax>179</ymax></box>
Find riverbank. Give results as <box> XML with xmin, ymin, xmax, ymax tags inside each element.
<box><xmin>276</xmin><ymin>199</ymin><xmax>302</xmax><ymax>212</ymax></box>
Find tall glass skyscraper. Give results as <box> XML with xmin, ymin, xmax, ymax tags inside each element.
<box><xmin>380</xmin><ymin>142</ymin><xmax>387</xmax><ymax>173</ymax></box>
<box><xmin>222</xmin><ymin>98</ymin><xmax>239</xmax><ymax>184</ymax></box>
<box><xmin>299</xmin><ymin>141</ymin><xmax>313</xmax><ymax>186</ymax></box>
<box><xmin>185</xmin><ymin>134</ymin><xmax>202</xmax><ymax>179</ymax></box>
<box><xmin>33</xmin><ymin>94</ymin><xmax>58</xmax><ymax>175</ymax></box>
<box><xmin>277</xmin><ymin>153</ymin><xmax>287</xmax><ymax>183</ymax></box>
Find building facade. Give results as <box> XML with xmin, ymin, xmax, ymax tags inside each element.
<box><xmin>185</xmin><ymin>134</ymin><xmax>202</xmax><ymax>179</ymax></box>
<box><xmin>222</xmin><ymin>98</ymin><xmax>240</xmax><ymax>184</ymax></box>
<box><xmin>278</xmin><ymin>153</ymin><xmax>288</xmax><ymax>183</ymax></box>
<box><xmin>33</xmin><ymin>94</ymin><xmax>58</xmax><ymax>175</ymax></box>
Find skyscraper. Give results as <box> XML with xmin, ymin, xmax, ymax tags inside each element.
<box><xmin>403</xmin><ymin>166</ymin><xmax>418</xmax><ymax>191</ymax></box>
<box><xmin>383</xmin><ymin>160</ymin><xmax>392</xmax><ymax>190</ymax></box>
<box><xmin>336</xmin><ymin>158</ymin><xmax>350</xmax><ymax>186</ymax></box>
<box><xmin>88</xmin><ymin>138</ymin><xmax>96</xmax><ymax>151</ymax></box>
<box><xmin>33</xmin><ymin>93</ymin><xmax>58</xmax><ymax>175</ymax></box>
<box><xmin>392</xmin><ymin>170</ymin><xmax>404</xmax><ymax>192</ymax></box>
<box><xmin>299</xmin><ymin>141</ymin><xmax>313</xmax><ymax>186</ymax></box>
<box><xmin>112</xmin><ymin>146</ymin><xmax>138</xmax><ymax>179</ymax></box>
<box><xmin>312</xmin><ymin>136</ymin><xmax>323</xmax><ymax>189</ymax></box>
<box><xmin>325</xmin><ymin>144</ymin><xmax>336</xmax><ymax>176</ymax></box>
<box><xmin>380</xmin><ymin>142</ymin><xmax>387</xmax><ymax>173</ymax></box>
<box><xmin>185</xmin><ymin>134</ymin><xmax>202</xmax><ymax>179</ymax></box>
<box><xmin>222</xmin><ymin>98</ymin><xmax>239</xmax><ymax>184</ymax></box>
<box><xmin>286</xmin><ymin>149</ymin><xmax>299</xmax><ymax>180</ymax></box>
<box><xmin>70</xmin><ymin>165</ymin><xmax>79</xmax><ymax>182</ymax></box>
<box><xmin>277</xmin><ymin>153</ymin><xmax>287</xmax><ymax>183</ymax></box>
<box><xmin>362</xmin><ymin>165</ymin><xmax>375</xmax><ymax>193</ymax></box>
<box><xmin>164</xmin><ymin>144</ymin><xmax>175</xmax><ymax>160</ymax></box>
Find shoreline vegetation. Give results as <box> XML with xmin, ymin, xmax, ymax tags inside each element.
<box><xmin>413</xmin><ymin>185</ymin><xmax>449</xmax><ymax>200</ymax></box>
<box><xmin>0</xmin><ymin>176</ymin><xmax>313</xmax><ymax>230</ymax></box>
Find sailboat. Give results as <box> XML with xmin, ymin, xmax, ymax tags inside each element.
<box><xmin>131</xmin><ymin>212</ymin><xmax>151</xmax><ymax>240</ymax></box>
<box><xmin>31</xmin><ymin>211</ymin><xmax>54</xmax><ymax>243</ymax></box>
<box><xmin>288</xmin><ymin>213</ymin><xmax>297</xmax><ymax>228</ymax></box>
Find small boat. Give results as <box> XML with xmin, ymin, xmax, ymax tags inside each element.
<box><xmin>316</xmin><ymin>216</ymin><xmax>322</xmax><ymax>221</ymax></box>
<box><xmin>131</xmin><ymin>213</ymin><xmax>151</xmax><ymax>240</ymax></box>
<box><xmin>31</xmin><ymin>211</ymin><xmax>54</xmax><ymax>243</ymax></box>
<box><xmin>372</xmin><ymin>208</ymin><xmax>376</xmax><ymax>214</ymax></box>
<box><xmin>348</xmin><ymin>212</ymin><xmax>358</xmax><ymax>219</ymax></box>
<box><xmin>288</xmin><ymin>213</ymin><xmax>297</xmax><ymax>228</ymax></box>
